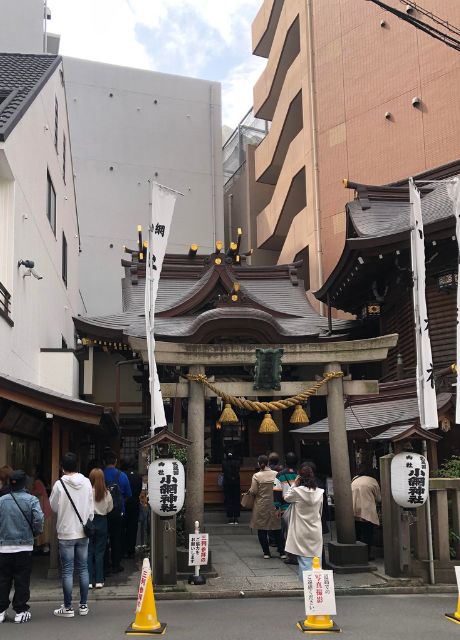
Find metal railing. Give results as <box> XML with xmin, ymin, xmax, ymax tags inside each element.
<box><xmin>0</xmin><ymin>282</ymin><xmax>13</xmax><ymax>326</ymax></box>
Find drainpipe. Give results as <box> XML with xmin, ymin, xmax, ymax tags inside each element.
<box><xmin>306</xmin><ymin>0</ymin><xmax>324</xmax><ymax>316</ymax></box>
<box><xmin>115</xmin><ymin>358</ymin><xmax>141</xmax><ymax>423</ymax></box>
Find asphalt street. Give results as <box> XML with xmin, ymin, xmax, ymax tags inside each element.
<box><xmin>1</xmin><ymin>594</ymin><xmax>459</xmax><ymax>639</ymax></box>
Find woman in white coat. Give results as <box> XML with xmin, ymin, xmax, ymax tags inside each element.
<box><xmin>284</xmin><ymin>463</ymin><xmax>323</xmax><ymax>582</ymax></box>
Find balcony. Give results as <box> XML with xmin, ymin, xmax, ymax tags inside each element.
<box><xmin>257</xmin><ymin>131</ymin><xmax>306</xmax><ymax>250</ymax></box>
<box><xmin>252</xmin><ymin>0</ymin><xmax>284</xmax><ymax>58</ymax></box>
<box><xmin>253</xmin><ymin>9</ymin><xmax>300</xmax><ymax>121</ymax></box>
<box><xmin>0</xmin><ymin>282</ymin><xmax>13</xmax><ymax>326</ymax></box>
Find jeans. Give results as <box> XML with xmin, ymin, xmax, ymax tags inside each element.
<box><xmin>59</xmin><ymin>538</ymin><xmax>89</xmax><ymax>608</ymax></box>
<box><xmin>355</xmin><ymin>520</ymin><xmax>375</xmax><ymax>557</ymax></box>
<box><xmin>87</xmin><ymin>516</ymin><xmax>108</xmax><ymax>584</ymax></box>
<box><xmin>107</xmin><ymin>512</ymin><xmax>123</xmax><ymax>569</ymax></box>
<box><xmin>257</xmin><ymin>529</ymin><xmax>284</xmax><ymax>555</ymax></box>
<box><xmin>0</xmin><ymin>551</ymin><xmax>33</xmax><ymax>613</ymax></box>
<box><xmin>297</xmin><ymin>555</ymin><xmax>320</xmax><ymax>584</ymax></box>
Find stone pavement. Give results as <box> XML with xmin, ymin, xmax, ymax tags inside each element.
<box><xmin>28</xmin><ymin>519</ymin><xmax>452</xmax><ymax>603</ymax></box>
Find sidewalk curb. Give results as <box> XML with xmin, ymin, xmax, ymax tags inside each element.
<box><xmin>30</xmin><ymin>583</ymin><xmax>458</xmax><ymax>603</ymax></box>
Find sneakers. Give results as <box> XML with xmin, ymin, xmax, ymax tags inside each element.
<box><xmin>95</xmin><ymin>583</ymin><xmax>104</xmax><ymax>589</ymax></box>
<box><xmin>88</xmin><ymin>584</ymin><xmax>93</xmax><ymax>589</ymax></box>
<box><xmin>263</xmin><ymin>554</ymin><xmax>271</xmax><ymax>559</ymax></box>
<box><xmin>79</xmin><ymin>604</ymin><xmax>89</xmax><ymax>616</ymax></box>
<box><xmin>54</xmin><ymin>606</ymin><xmax>75</xmax><ymax>618</ymax></box>
<box><xmin>0</xmin><ymin>610</ymin><xmax>6</xmax><ymax>623</ymax></box>
<box><xmin>279</xmin><ymin>553</ymin><xmax>287</xmax><ymax>560</ymax></box>
<box><xmin>14</xmin><ymin>611</ymin><xmax>31</xmax><ymax>624</ymax></box>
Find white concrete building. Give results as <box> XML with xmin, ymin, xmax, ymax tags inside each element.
<box><xmin>63</xmin><ymin>58</ymin><xmax>224</xmax><ymax>315</ymax></box>
<box><xmin>0</xmin><ymin>53</ymin><xmax>81</xmax><ymax>389</ymax></box>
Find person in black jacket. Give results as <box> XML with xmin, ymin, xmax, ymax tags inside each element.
<box><xmin>222</xmin><ymin>452</ymin><xmax>240</xmax><ymax>525</ymax></box>
<box><xmin>121</xmin><ymin>461</ymin><xmax>143</xmax><ymax>559</ymax></box>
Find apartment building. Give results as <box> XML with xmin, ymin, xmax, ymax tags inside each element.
<box><xmin>230</xmin><ymin>0</ymin><xmax>460</xmax><ymax>308</ymax></box>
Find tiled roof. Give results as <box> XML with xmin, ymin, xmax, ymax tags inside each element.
<box><xmin>0</xmin><ymin>53</ymin><xmax>61</xmax><ymax>141</ymax></box>
<box><xmin>293</xmin><ymin>392</ymin><xmax>452</xmax><ymax>435</ymax></box>
<box><xmin>75</xmin><ymin>254</ymin><xmax>354</xmax><ymax>343</ymax></box>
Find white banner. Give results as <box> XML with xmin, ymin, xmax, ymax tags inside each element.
<box><xmin>448</xmin><ymin>178</ymin><xmax>460</xmax><ymax>425</ymax></box>
<box><xmin>409</xmin><ymin>178</ymin><xmax>438</xmax><ymax>430</ymax></box>
<box><xmin>303</xmin><ymin>570</ymin><xmax>336</xmax><ymax>616</ymax></box>
<box><xmin>145</xmin><ymin>183</ymin><xmax>178</xmax><ymax>432</ymax></box>
<box><xmin>188</xmin><ymin>533</ymin><xmax>209</xmax><ymax>566</ymax></box>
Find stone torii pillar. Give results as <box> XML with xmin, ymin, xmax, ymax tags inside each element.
<box><xmin>185</xmin><ymin>364</ymin><xmax>205</xmax><ymax>534</ymax></box>
<box><xmin>325</xmin><ymin>362</ymin><xmax>369</xmax><ymax>571</ymax></box>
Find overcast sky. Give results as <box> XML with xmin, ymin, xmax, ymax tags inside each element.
<box><xmin>49</xmin><ymin>0</ymin><xmax>265</xmax><ymax>129</ymax></box>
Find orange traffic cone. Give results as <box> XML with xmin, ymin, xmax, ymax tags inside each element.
<box><xmin>445</xmin><ymin>595</ymin><xmax>460</xmax><ymax>625</ymax></box>
<box><xmin>297</xmin><ymin>557</ymin><xmax>340</xmax><ymax>634</ymax></box>
<box><xmin>126</xmin><ymin>558</ymin><xmax>166</xmax><ymax>635</ymax></box>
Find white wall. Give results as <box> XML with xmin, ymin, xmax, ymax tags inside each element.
<box><xmin>0</xmin><ymin>63</ymin><xmax>82</xmax><ymax>387</ymax></box>
<box><xmin>0</xmin><ymin>0</ymin><xmax>44</xmax><ymax>54</ymax></box>
<box><xmin>39</xmin><ymin>351</ymin><xmax>79</xmax><ymax>396</ymax></box>
<box><xmin>63</xmin><ymin>57</ymin><xmax>224</xmax><ymax>315</ymax></box>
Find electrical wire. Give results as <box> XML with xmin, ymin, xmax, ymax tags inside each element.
<box><xmin>367</xmin><ymin>0</ymin><xmax>460</xmax><ymax>52</ymax></box>
<box><xmin>399</xmin><ymin>1</ymin><xmax>460</xmax><ymax>38</ymax></box>
<box><xmin>347</xmin><ymin>402</ymin><xmax>375</xmax><ymax>439</ymax></box>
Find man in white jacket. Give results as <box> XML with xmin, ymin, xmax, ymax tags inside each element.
<box><xmin>50</xmin><ymin>452</ymin><xmax>94</xmax><ymax>618</ymax></box>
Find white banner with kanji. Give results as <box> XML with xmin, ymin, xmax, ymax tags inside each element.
<box><xmin>144</xmin><ymin>183</ymin><xmax>178</xmax><ymax>431</ymax></box>
<box><xmin>303</xmin><ymin>570</ymin><xmax>336</xmax><ymax>616</ymax></box>
<box><xmin>448</xmin><ymin>177</ymin><xmax>460</xmax><ymax>426</ymax></box>
<box><xmin>409</xmin><ymin>178</ymin><xmax>438</xmax><ymax>430</ymax></box>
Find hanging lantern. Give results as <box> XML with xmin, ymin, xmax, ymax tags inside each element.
<box><xmin>259</xmin><ymin>412</ymin><xmax>279</xmax><ymax>433</ymax></box>
<box><xmin>391</xmin><ymin>452</ymin><xmax>429</xmax><ymax>508</ymax></box>
<box><xmin>219</xmin><ymin>403</ymin><xmax>238</xmax><ymax>424</ymax></box>
<box><xmin>289</xmin><ymin>403</ymin><xmax>309</xmax><ymax>425</ymax></box>
<box><xmin>148</xmin><ymin>458</ymin><xmax>185</xmax><ymax>517</ymax></box>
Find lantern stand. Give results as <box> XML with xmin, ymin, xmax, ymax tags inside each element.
<box><xmin>140</xmin><ymin>428</ymin><xmax>191</xmax><ymax>587</ymax></box>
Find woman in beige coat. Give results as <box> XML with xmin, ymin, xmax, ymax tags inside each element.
<box><xmin>284</xmin><ymin>463</ymin><xmax>324</xmax><ymax>582</ymax></box>
<box><xmin>249</xmin><ymin>455</ymin><xmax>286</xmax><ymax>559</ymax></box>
<box><xmin>351</xmin><ymin>465</ymin><xmax>381</xmax><ymax>559</ymax></box>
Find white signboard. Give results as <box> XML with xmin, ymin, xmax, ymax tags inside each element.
<box><xmin>148</xmin><ymin>458</ymin><xmax>185</xmax><ymax>517</ymax></box>
<box><xmin>391</xmin><ymin>452</ymin><xmax>429</xmax><ymax>508</ymax></box>
<box><xmin>455</xmin><ymin>565</ymin><xmax>460</xmax><ymax>592</ymax></box>
<box><xmin>188</xmin><ymin>533</ymin><xmax>209</xmax><ymax>566</ymax></box>
<box><xmin>303</xmin><ymin>570</ymin><xmax>336</xmax><ymax>616</ymax></box>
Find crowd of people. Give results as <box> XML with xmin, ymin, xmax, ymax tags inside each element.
<box><xmin>0</xmin><ymin>450</ymin><xmax>146</xmax><ymax>624</ymax></box>
<box><xmin>222</xmin><ymin>451</ymin><xmax>381</xmax><ymax>582</ymax></box>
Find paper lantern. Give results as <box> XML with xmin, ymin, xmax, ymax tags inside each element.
<box><xmin>391</xmin><ymin>452</ymin><xmax>429</xmax><ymax>508</ymax></box>
<box><xmin>148</xmin><ymin>458</ymin><xmax>185</xmax><ymax>517</ymax></box>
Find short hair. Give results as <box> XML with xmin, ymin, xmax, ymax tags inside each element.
<box><xmin>61</xmin><ymin>452</ymin><xmax>78</xmax><ymax>473</ymax></box>
<box><xmin>285</xmin><ymin>452</ymin><xmax>298</xmax><ymax>468</ymax></box>
<box><xmin>104</xmin><ymin>450</ymin><xmax>117</xmax><ymax>465</ymax></box>
<box><xmin>268</xmin><ymin>452</ymin><xmax>279</xmax><ymax>465</ymax></box>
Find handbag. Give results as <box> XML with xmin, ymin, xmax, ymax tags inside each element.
<box><xmin>60</xmin><ymin>479</ymin><xmax>96</xmax><ymax>539</ymax></box>
<box><xmin>240</xmin><ymin>490</ymin><xmax>254</xmax><ymax>509</ymax></box>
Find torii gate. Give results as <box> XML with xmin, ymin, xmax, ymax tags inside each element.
<box><xmin>131</xmin><ymin>333</ymin><xmax>398</xmax><ymax>570</ymax></box>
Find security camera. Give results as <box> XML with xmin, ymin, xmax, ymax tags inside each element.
<box><xmin>412</xmin><ymin>96</ymin><xmax>421</xmax><ymax>107</ymax></box>
<box><xmin>406</xmin><ymin>4</ymin><xmax>414</xmax><ymax>14</ymax></box>
<box><xmin>18</xmin><ymin>259</ymin><xmax>34</xmax><ymax>269</ymax></box>
<box><xmin>18</xmin><ymin>259</ymin><xmax>42</xmax><ymax>279</ymax></box>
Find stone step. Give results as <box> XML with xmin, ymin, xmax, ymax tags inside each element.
<box><xmin>204</xmin><ymin>523</ymin><xmax>251</xmax><ymax>536</ymax></box>
<box><xmin>204</xmin><ymin>510</ymin><xmax>251</xmax><ymax>524</ymax></box>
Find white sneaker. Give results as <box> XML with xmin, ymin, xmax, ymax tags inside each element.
<box><xmin>79</xmin><ymin>604</ymin><xmax>89</xmax><ymax>616</ymax></box>
<box><xmin>88</xmin><ymin>583</ymin><xmax>93</xmax><ymax>589</ymax></box>
<box><xmin>54</xmin><ymin>606</ymin><xmax>74</xmax><ymax>618</ymax></box>
<box><xmin>95</xmin><ymin>583</ymin><xmax>104</xmax><ymax>589</ymax></box>
<box><xmin>0</xmin><ymin>610</ymin><xmax>6</xmax><ymax>623</ymax></box>
<box><xmin>14</xmin><ymin>611</ymin><xmax>31</xmax><ymax>624</ymax></box>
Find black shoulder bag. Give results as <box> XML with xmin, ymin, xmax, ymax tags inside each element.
<box><xmin>60</xmin><ymin>479</ymin><xmax>95</xmax><ymax>539</ymax></box>
<box><xmin>9</xmin><ymin>492</ymin><xmax>36</xmax><ymax>537</ymax></box>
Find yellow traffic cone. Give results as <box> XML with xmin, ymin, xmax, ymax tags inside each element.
<box><xmin>297</xmin><ymin>557</ymin><xmax>341</xmax><ymax>634</ymax></box>
<box><xmin>126</xmin><ymin>558</ymin><xmax>166</xmax><ymax>635</ymax></box>
<box><xmin>445</xmin><ymin>595</ymin><xmax>460</xmax><ymax>624</ymax></box>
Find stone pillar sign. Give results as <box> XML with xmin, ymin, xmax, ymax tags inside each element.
<box><xmin>186</xmin><ymin>364</ymin><xmax>205</xmax><ymax>534</ymax></box>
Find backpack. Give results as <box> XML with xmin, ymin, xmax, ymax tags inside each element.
<box><xmin>107</xmin><ymin>470</ymin><xmax>123</xmax><ymax>515</ymax></box>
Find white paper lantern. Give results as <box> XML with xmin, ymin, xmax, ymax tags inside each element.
<box><xmin>148</xmin><ymin>458</ymin><xmax>185</xmax><ymax>517</ymax></box>
<box><xmin>391</xmin><ymin>452</ymin><xmax>429</xmax><ymax>508</ymax></box>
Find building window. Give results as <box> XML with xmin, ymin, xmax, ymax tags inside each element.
<box><xmin>0</xmin><ymin>282</ymin><xmax>13</xmax><ymax>327</ymax></box>
<box><xmin>47</xmin><ymin>171</ymin><xmax>56</xmax><ymax>234</ymax></box>
<box><xmin>62</xmin><ymin>133</ymin><xmax>66</xmax><ymax>182</ymax></box>
<box><xmin>62</xmin><ymin>232</ymin><xmax>67</xmax><ymax>286</ymax></box>
<box><xmin>54</xmin><ymin>97</ymin><xmax>58</xmax><ymax>149</ymax></box>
